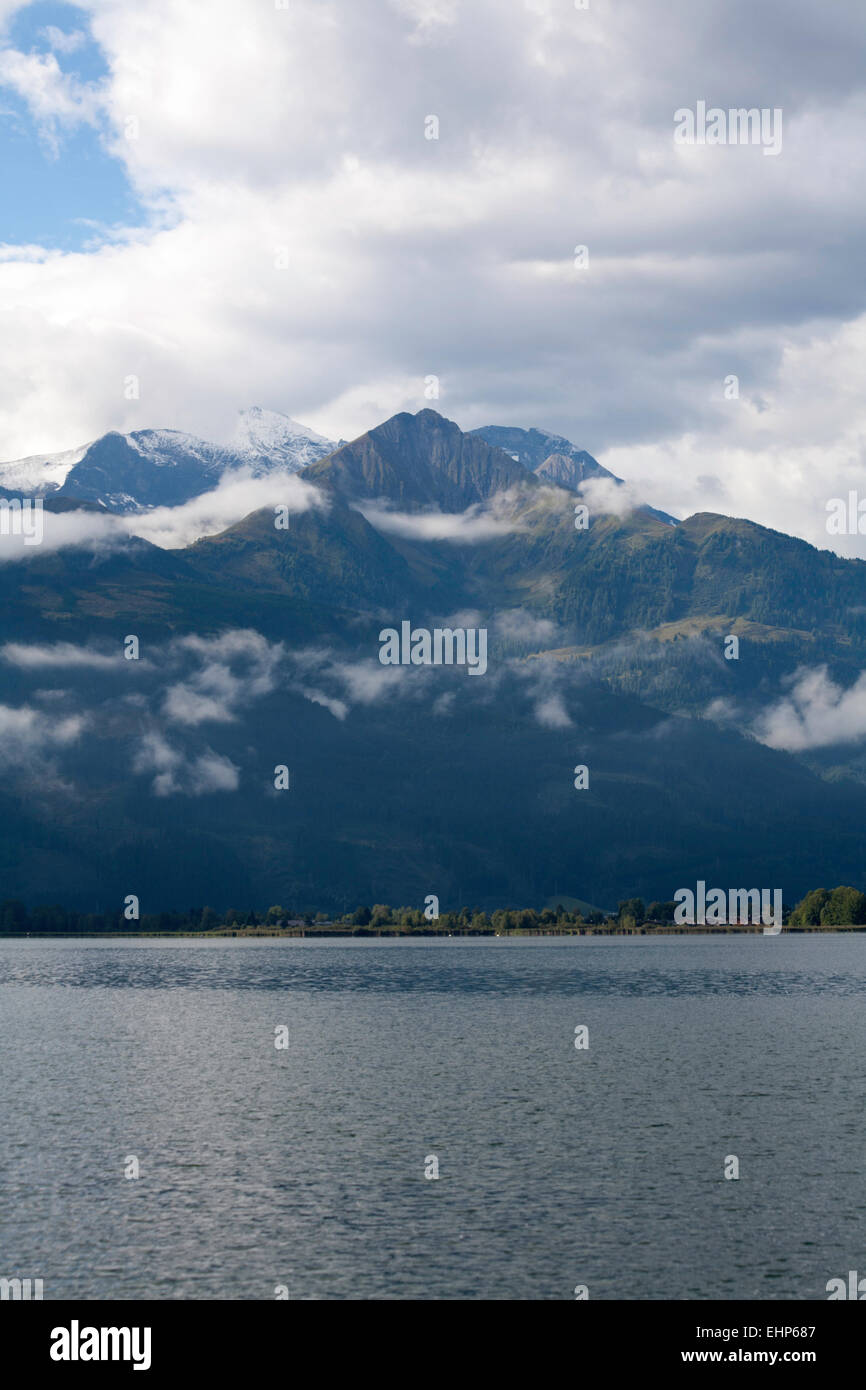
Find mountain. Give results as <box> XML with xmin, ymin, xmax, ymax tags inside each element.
<box><xmin>470</xmin><ymin>422</ymin><xmax>677</xmax><ymax>524</ymax></box>
<box><xmin>228</xmin><ymin>407</ymin><xmax>336</xmax><ymax>469</ymax></box>
<box><xmin>0</xmin><ymin>408</ymin><xmax>336</xmax><ymax>513</ymax></box>
<box><xmin>470</xmin><ymin>424</ymin><xmax>613</xmax><ymax>489</ymax></box>
<box><xmin>2</xmin><ymin>406</ymin><xmax>866</xmax><ymax>912</ymax></box>
<box><xmin>304</xmin><ymin>408</ymin><xmax>530</xmax><ymax>508</ymax></box>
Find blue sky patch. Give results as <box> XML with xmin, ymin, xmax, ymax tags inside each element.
<box><xmin>0</xmin><ymin>1</ymin><xmax>145</xmax><ymax>250</ymax></box>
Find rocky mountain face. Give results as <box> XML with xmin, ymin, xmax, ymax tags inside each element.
<box><xmin>304</xmin><ymin>409</ymin><xmax>531</xmax><ymax>509</ymax></box>
<box><xmin>470</xmin><ymin>423</ymin><xmax>614</xmax><ymax>488</ymax></box>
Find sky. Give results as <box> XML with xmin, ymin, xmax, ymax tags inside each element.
<box><xmin>1</xmin><ymin>0</ymin><xmax>865</xmax><ymax>553</ymax></box>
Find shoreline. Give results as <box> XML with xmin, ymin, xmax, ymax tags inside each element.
<box><xmin>2</xmin><ymin>925</ymin><xmax>865</xmax><ymax>939</ymax></box>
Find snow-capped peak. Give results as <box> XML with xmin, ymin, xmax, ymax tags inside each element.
<box><xmin>0</xmin><ymin>441</ymin><xmax>91</xmax><ymax>494</ymax></box>
<box><xmin>231</xmin><ymin>407</ymin><xmax>335</xmax><ymax>466</ymax></box>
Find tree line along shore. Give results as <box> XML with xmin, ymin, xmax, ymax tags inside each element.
<box><xmin>1</xmin><ymin>886</ymin><xmax>865</xmax><ymax>935</ymax></box>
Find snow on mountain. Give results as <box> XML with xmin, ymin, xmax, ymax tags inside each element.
<box><xmin>0</xmin><ymin>409</ymin><xmax>337</xmax><ymax>512</ymax></box>
<box><xmin>230</xmin><ymin>407</ymin><xmax>336</xmax><ymax>469</ymax></box>
<box><xmin>0</xmin><ymin>442</ymin><xmax>90</xmax><ymax>495</ymax></box>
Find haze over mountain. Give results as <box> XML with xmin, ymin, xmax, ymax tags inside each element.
<box><xmin>2</xmin><ymin>406</ymin><xmax>866</xmax><ymax>913</ymax></box>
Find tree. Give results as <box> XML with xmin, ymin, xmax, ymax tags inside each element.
<box><xmin>646</xmin><ymin>900</ymin><xmax>676</xmax><ymax>923</ymax></box>
<box><xmin>617</xmin><ymin>898</ymin><xmax>645</xmax><ymax>928</ymax></box>
<box><xmin>788</xmin><ymin>888</ymin><xmax>830</xmax><ymax>925</ymax></box>
<box><xmin>820</xmin><ymin>886</ymin><xmax>866</xmax><ymax>926</ymax></box>
<box><xmin>0</xmin><ymin>900</ymin><xmax>28</xmax><ymax>932</ymax></box>
<box><xmin>352</xmin><ymin>905</ymin><xmax>372</xmax><ymax>926</ymax></box>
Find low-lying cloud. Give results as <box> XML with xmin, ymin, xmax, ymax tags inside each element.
<box><xmin>752</xmin><ymin>665</ymin><xmax>866</xmax><ymax>751</ymax></box>
<box><xmin>355</xmin><ymin>495</ymin><xmax>520</xmax><ymax>543</ymax></box>
<box><xmin>0</xmin><ymin>471</ymin><xmax>325</xmax><ymax>562</ymax></box>
<box><xmin>133</xmin><ymin>730</ymin><xmax>240</xmax><ymax>797</ymax></box>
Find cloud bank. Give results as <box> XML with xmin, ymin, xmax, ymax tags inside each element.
<box><xmin>0</xmin><ymin>470</ymin><xmax>324</xmax><ymax>561</ymax></box>
<box><xmin>0</xmin><ymin>1</ymin><xmax>864</xmax><ymax>552</ymax></box>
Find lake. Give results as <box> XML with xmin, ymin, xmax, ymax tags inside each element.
<box><xmin>0</xmin><ymin>934</ymin><xmax>863</xmax><ymax>1299</ymax></box>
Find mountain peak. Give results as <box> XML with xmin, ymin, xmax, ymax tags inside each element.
<box><xmin>305</xmin><ymin>407</ymin><xmax>531</xmax><ymax>510</ymax></box>
<box><xmin>469</xmin><ymin>423</ymin><xmax>616</xmax><ymax>488</ymax></box>
<box><xmin>231</xmin><ymin>407</ymin><xmax>335</xmax><ymax>465</ymax></box>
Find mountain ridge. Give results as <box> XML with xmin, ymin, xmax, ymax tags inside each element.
<box><xmin>3</xmin><ymin>405</ymin><xmax>866</xmax><ymax>910</ymax></box>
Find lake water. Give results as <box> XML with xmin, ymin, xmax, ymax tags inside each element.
<box><xmin>0</xmin><ymin>934</ymin><xmax>863</xmax><ymax>1300</ymax></box>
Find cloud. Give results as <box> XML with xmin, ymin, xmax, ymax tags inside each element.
<box><xmin>162</xmin><ymin>685</ymin><xmax>235</xmax><ymax>727</ymax></box>
<box><xmin>0</xmin><ymin>701</ymin><xmax>85</xmax><ymax>762</ymax></box>
<box><xmin>579</xmin><ymin>474</ymin><xmax>657</xmax><ymax>520</ymax></box>
<box><xmin>0</xmin><ymin>0</ymin><xmax>863</xmax><ymax>555</ymax></box>
<box><xmin>1</xmin><ymin>640</ymin><xmax>123</xmax><ymax>669</ymax></box>
<box><xmin>0</xmin><ymin>470</ymin><xmax>325</xmax><ymax>561</ymax></box>
<box><xmin>327</xmin><ymin>657</ymin><xmax>407</xmax><ymax>705</ymax></box>
<box><xmin>163</xmin><ymin>630</ymin><xmax>283</xmax><ymax>725</ymax></box>
<box><xmin>297</xmin><ymin>687</ymin><xmax>349</xmax><ymax>721</ymax></box>
<box><xmin>123</xmin><ymin>471</ymin><xmax>325</xmax><ymax>549</ymax></box>
<box><xmin>0</xmin><ymin>47</ymin><xmax>102</xmax><ymax>148</ymax></box>
<box><xmin>752</xmin><ymin>666</ymin><xmax>866</xmax><ymax>751</ymax></box>
<box><xmin>132</xmin><ymin>730</ymin><xmax>240</xmax><ymax>796</ymax></box>
<box><xmin>495</xmin><ymin>608</ymin><xmax>557</xmax><ymax>649</ymax></box>
<box><xmin>188</xmin><ymin>749</ymin><xmax>241</xmax><ymax>794</ymax></box>
<box><xmin>355</xmin><ymin>497</ymin><xmax>519</xmax><ymax>542</ymax></box>
<box><xmin>284</xmin><ymin>640</ymin><xmax>481</xmax><ymax>716</ymax></box>
<box><xmin>40</xmin><ymin>27</ymin><xmax>88</xmax><ymax>56</ymax></box>
<box><xmin>2</xmin><ymin>628</ymin><xmax>284</xmax><ymax>792</ymax></box>
<box><xmin>534</xmin><ymin>693</ymin><xmax>572</xmax><ymax>729</ymax></box>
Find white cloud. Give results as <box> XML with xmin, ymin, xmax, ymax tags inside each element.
<box><xmin>298</xmin><ymin>687</ymin><xmax>348</xmax><ymax>721</ymax></box>
<box><xmin>0</xmin><ymin>470</ymin><xmax>325</xmax><ymax>562</ymax></box>
<box><xmin>534</xmin><ymin>693</ymin><xmax>572</xmax><ymax>729</ymax></box>
<box><xmin>356</xmin><ymin>497</ymin><xmax>519</xmax><ymax>541</ymax></box>
<box><xmin>0</xmin><ymin>0</ymin><xmax>864</xmax><ymax>556</ymax></box>
<box><xmin>579</xmin><ymin>474</ymin><xmax>656</xmax><ymax>520</ymax></box>
<box><xmin>0</xmin><ymin>701</ymin><xmax>84</xmax><ymax>761</ymax></box>
<box><xmin>0</xmin><ymin>47</ymin><xmax>102</xmax><ymax>147</ymax></box>
<box><xmin>124</xmin><ymin>471</ymin><xmax>325</xmax><ymax>549</ymax></box>
<box><xmin>188</xmin><ymin>749</ymin><xmax>240</xmax><ymax>794</ymax></box>
<box><xmin>40</xmin><ymin>26</ymin><xmax>88</xmax><ymax>56</ymax></box>
<box><xmin>329</xmin><ymin>657</ymin><xmax>407</xmax><ymax>704</ymax></box>
<box><xmin>1</xmin><ymin>640</ymin><xmax>122</xmax><ymax>669</ymax></box>
<box><xmin>495</xmin><ymin>608</ymin><xmax>557</xmax><ymax>648</ymax></box>
<box><xmin>753</xmin><ymin>666</ymin><xmax>866</xmax><ymax>751</ymax></box>
<box><xmin>163</xmin><ymin>630</ymin><xmax>284</xmax><ymax>725</ymax></box>
<box><xmin>133</xmin><ymin>729</ymin><xmax>240</xmax><ymax>795</ymax></box>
